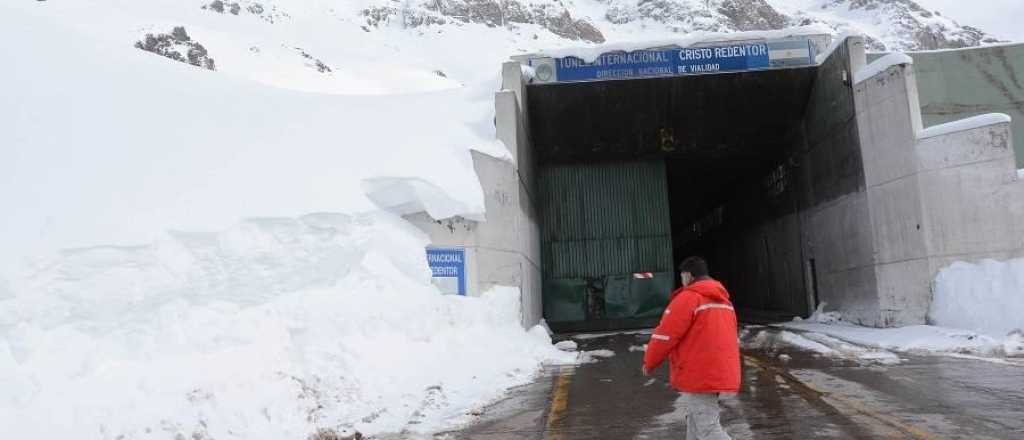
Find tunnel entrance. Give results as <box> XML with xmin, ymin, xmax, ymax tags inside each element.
<box><xmin>529</xmin><ymin>67</ymin><xmax>824</xmax><ymax>333</ymax></box>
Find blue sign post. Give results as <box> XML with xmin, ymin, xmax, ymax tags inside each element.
<box><xmin>426</xmin><ymin>247</ymin><xmax>466</xmax><ymax>295</ymax></box>
<box><xmin>529</xmin><ymin>39</ymin><xmax>816</xmax><ymax>84</ymax></box>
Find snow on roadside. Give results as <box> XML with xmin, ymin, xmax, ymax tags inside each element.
<box><xmin>771</xmin><ymin>256</ymin><xmax>1024</xmax><ymax>361</ymax></box>
<box><xmin>555</xmin><ymin>340</ymin><xmax>579</xmax><ymax>352</ymax></box>
<box><xmin>931</xmin><ymin>258</ymin><xmax>1024</xmax><ymax>339</ymax></box>
<box><xmin>1005</xmin><ymin>331</ymin><xmax>1024</xmax><ymax>357</ymax></box>
<box><xmin>578</xmin><ymin>349</ymin><xmax>617</xmax><ymax>363</ymax></box>
<box><xmin>780</xmin><ymin>320</ymin><xmax>1008</xmax><ymax>357</ymax></box>
<box><xmin>0</xmin><ymin>3</ymin><xmax>502</xmax><ymax>282</ymax></box>
<box><xmin>743</xmin><ymin>326</ymin><xmax>901</xmax><ymax>365</ymax></box>
<box><xmin>0</xmin><ymin>213</ymin><xmax>575</xmax><ymax>439</ymax></box>
<box><xmin>572</xmin><ymin>329</ymin><xmax>653</xmax><ymax>340</ymax></box>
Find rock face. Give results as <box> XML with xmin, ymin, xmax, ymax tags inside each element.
<box><xmin>358</xmin><ymin>0</ymin><xmax>999</xmax><ymax>51</ymax></box>
<box><xmin>783</xmin><ymin>0</ymin><xmax>999</xmax><ymax>51</ymax></box>
<box><xmin>361</xmin><ymin>0</ymin><xmax>606</xmax><ymax>43</ymax></box>
<box><xmin>134</xmin><ymin>26</ymin><xmax>216</xmax><ymax>71</ymax></box>
<box><xmin>123</xmin><ymin>0</ymin><xmax>1000</xmax><ymax>75</ymax></box>
<box><xmin>606</xmin><ymin>0</ymin><xmax>788</xmax><ymax>32</ymax></box>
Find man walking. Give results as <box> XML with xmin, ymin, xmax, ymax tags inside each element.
<box><xmin>643</xmin><ymin>256</ymin><xmax>740</xmax><ymax>439</ymax></box>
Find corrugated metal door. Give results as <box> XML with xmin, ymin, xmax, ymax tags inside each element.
<box><xmin>539</xmin><ymin>160</ymin><xmax>674</xmax><ymax>331</ymax></box>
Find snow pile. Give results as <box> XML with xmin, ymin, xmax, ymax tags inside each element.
<box><xmin>0</xmin><ymin>3</ymin><xmax>576</xmax><ymax>438</ymax></box>
<box><xmin>0</xmin><ymin>2</ymin><xmax>504</xmax><ymax>280</ymax></box>
<box><xmin>782</xmin><ymin>322</ymin><xmax>1006</xmax><ymax>357</ymax></box>
<box><xmin>578</xmin><ymin>349</ymin><xmax>617</xmax><ymax>363</ymax></box>
<box><xmin>1005</xmin><ymin>330</ymin><xmax>1024</xmax><ymax>357</ymax></box>
<box><xmin>778</xmin><ymin>264</ymin><xmax>1024</xmax><ymax>359</ymax></box>
<box><xmin>793</xmin><ymin>302</ymin><xmax>842</xmax><ymax>324</ymax></box>
<box><xmin>919</xmin><ymin>113</ymin><xmax>1013</xmax><ymax>139</ymax></box>
<box><xmin>0</xmin><ymin>213</ymin><xmax>574</xmax><ymax>438</ymax></box>
<box><xmin>573</xmin><ymin>329</ymin><xmax>652</xmax><ymax>340</ymax></box>
<box><xmin>1018</xmin><ymin>169</ymin><xmax>1024</xmax><ymax>180</ymax></box>
<box><xmin>932</xmin><ymin>258</ymin><xmax>1024</xmax><ymax>339</ymax></box>
<box><xmin>742</xmin><ymin>328</ymin><xmax>901</xmax><ymax>365</ymax></box>
<box><xmin>555</xmin><ymin>340</ymin><xmax>579</xmax><ymax>352</ymax></box>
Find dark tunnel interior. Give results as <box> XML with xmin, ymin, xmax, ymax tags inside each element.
<box><xmin>528</xmin><ymin>67</ymin><xmax>824</xmax><ymax>332</ymax></box>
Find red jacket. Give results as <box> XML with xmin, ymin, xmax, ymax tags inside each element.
<box><xmin>643</xmin><ymin>279</ymin><xmax>740</xmax><ymax>393</ymax></box>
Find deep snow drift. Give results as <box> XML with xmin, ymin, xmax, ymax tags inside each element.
<box><xmin>0</xmin><ymin>3</ymin><xmax>577</xmax><ymax>438</ymax></box>
<box><xmin>0</xmin><ymin>212</ymin><xmax>574</xmax><ymax>438</ymax></box>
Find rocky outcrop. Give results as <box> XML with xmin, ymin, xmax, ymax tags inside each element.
<box><xmin>134</xmin><ymin>26</ymin><xmax>216</xmax><ymax>71</ymax></box>
<box><xmin>362</xmin><ymin>0</ymin><xmax>605</xmax><ymax>43</ymax></box>
<box><xmin>719</xmin><ymin>0</ymin><xmax>789</xmax><ymax>31</ymax></box>
<box><xmin>293</xmin><ymin>47</ymin><xmax>332</xmax><ymax>73</ymax></box>
<box><xmin>201</xmin><ymin>0</ymin><xmax>289</xmax><ymax>24</ymax></box>
<box><xmin>789</xmin><ymin>0</ymin><xmax>1001</xmax><ymax>50</ymax></box>
<box><xmin>605</xmin><ymin>0</ymin><xmax>788</xmax><ymax>32</ymax></box>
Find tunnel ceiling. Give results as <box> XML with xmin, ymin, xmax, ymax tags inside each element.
<box><xmin>527</xmin><ymin>67</ymin><xmax>819</xmax><ymax>169</ymax></box>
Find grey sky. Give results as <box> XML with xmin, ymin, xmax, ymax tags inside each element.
<box><xmin>917</xmin><ymin>0</ymin><xmax>1024</xmax><ymax>42</ymax></box>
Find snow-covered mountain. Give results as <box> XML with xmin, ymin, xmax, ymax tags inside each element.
<box><xmin>15</xmin><ymin>0</ymin><xmax>999</xmax><ymax>97</ymax></box>
<box><xmin>361</xmin><ymin>0</ymin><xmax>997</xmax><ymax>50</ymax></box>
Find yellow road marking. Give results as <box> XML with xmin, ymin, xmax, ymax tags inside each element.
<box><xmin>744</xmin><ymin>355</ymin><xmax>938</xmax><ymax>440</ymax></box>
<box><xmin>544</xmin><ymin>364</ymin><xmax>575</xmax><ymax>440</ymax></box>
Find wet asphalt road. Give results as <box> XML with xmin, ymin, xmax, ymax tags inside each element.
<box><xmin>446</xmin><ymin>327</ymin><xmax>1024</xmax><ymax>439</ymax></box>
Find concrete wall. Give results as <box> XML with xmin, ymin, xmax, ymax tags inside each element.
<box><xmin>405</xmin><ymin>62</ymin><xmax>544</xmax><ymax>328</ymax></box>
<box><xmin>693</xmin><ymin>37</ymin><xmax>877</xmax><ymax>321</ymax></box>
<box><xmin>917</xmin><ymin>123</ymin><xmax>1024</xmax><ymax>278</ymax></box>
<box><xmin>796</xmin><ymin>37</ymin><xmax>883</xmax><ymax>325</ymax></box>
<box><xmin>854</xmin><ymin>47</ymin><xmax>1024</xmax><ymax>326</ymax></box>
<box><xmin>872</xmin><ymin>44</ymin><xmax>1024</xmax><ymax>168</ymax></box>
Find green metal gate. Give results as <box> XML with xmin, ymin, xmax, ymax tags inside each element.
<box><xmin>539</xmin><ymin>160</ymin><xmax>674</xmax><ymax>332</ymax></box>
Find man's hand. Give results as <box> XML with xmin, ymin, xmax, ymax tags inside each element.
<box><xmin>641</xmin><ymin>365</ymin><xmax>651</xmax><ymax>376</ymax></box>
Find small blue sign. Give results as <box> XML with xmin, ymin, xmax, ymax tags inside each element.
<box><xmin>426</xmin><ymin>247</ymin><xmax>466</xmax><ymax>295</ymax></box>
<box><xmin>531</xmin><ymin>39</ymin><xmax>816</xmax><ymax>84</ymax></box>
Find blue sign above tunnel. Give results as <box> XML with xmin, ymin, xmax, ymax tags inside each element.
<box><xmin>528</xmin><ymin>38</ymin><xmax>817</xmax><ymax>84</ymax></box>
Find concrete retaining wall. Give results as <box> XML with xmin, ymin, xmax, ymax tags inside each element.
<box><xmin>854</xmin><ymin>47</ymin><xmax>1024</xmax><ymax>326</ymax></box>
<box><xmin>871</xmin><ymin>44</ymin><xmax>1024</xmax><ymax>168</ymax></box>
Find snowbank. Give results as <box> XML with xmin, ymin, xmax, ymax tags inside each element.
<box><xmin>578</xmin><ymin>349</ymin><xmax>617</xmax><ymax>363</ymax></box>
<box><xmin>777</xmin><ymin>281</ymin><xmax>1024</xmax><ymax>359</ymax></box>
<box><xmin>742</xmin><ymin>326</ymin><xmax>901</xmax><ymax>365</ymax></box>
<box><xmin>0</xmin><ymin>4</ymin><xmax>574</xmax><ymax>438</ymax></box>
<box><xmin>572</xmin><ymin>329</ymin><xmax>652</xmax><ymax>340</ymax></box>
<box><xmin>932</xmin><ymin>258</ymin><xmax>1024</xmax><ymax>338</ymax></box>
<box><xmin>780</xmin><ymin>321</ymin><xmax>1008</xmax><ymax>357</ymax></box>
<box><xmin>0</xmin><ymin>2</ymin><xmax>500</xmax><ymax>281</ymax></box>
<box><xmin>0</xmin><ymin>213</ymin><xmax>574</xmax><ymax>438</ymax></box>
